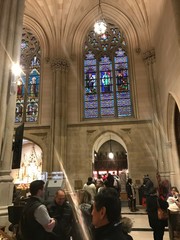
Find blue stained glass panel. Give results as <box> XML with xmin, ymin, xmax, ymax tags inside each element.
<box><xmin>85</xmin><ymin>101</ymin><xmax>98</xmax><ymax>109</ymax></box>
<box><xmin>85</xmin><ymin>109</ymin><xmax>98</xmax><ymax>118</ymax></box>
<box><xmin>114</xmin><ymin>56</ymin><xmax>128</xmax><ymax>63</ymax></box>
<box><xmin>15</xmin><ymin>99</ymin><xmax>24</xmax><ymax>123</ymax></box>
<box><xmin>115</xmin><ymin>63</ymin><xmax>128</xmax><ymax>70</ymax></box>
<box><xmin>85</xmin><ymin>51</ymin><xmax>95</xmax><ymax>59</ymax></box>
<box><xmin>84</xmin><ymin>66</ymin><xmax>96</xmax><ymax>72</ymax></box>
<box><xmin>101</xmin><ymin>107</ymin><xmax>115</xmax><ymax>116</ymax></box>
<box><xmin>100</xmin><ymin>93</ymin><xmax>113</xmax><ymax>100</ymax></box>
<box><xmin>84</xmin><ymin>59</ymin><xmax>96</xmax><ymax>66</ymax></box>
<box><xmin>118</xmin><ymin>106</ymin><xmax>132</xmax><ymax>116</ymax></box>
<box><xmin>101</xmin><ymin>100</ymin><xmax>114</xmax><ymax>108</ymax></box>
<box><xmin>26</xmin><ymin>98</ymin><xmax>38</xmax><ymax>122</ymax></box>
<box><xmin>117</xmin><ymin>98</ymin><xmax>131</xmax><ymax>106</ymax></box>
<box><xmin>115</xmin><ymin>48</ymin><xmax>126</xmax><ymax>56</ymax></box>
<box><xmin>28</xmin><ymin>69</ymin><xmax>40</xmax><ymax>97</ymax></box>
<box><xmin>84</xmin><ymin>94</ymin><xmax>98</xmax><ymax>101</ymax></box>
<box><xmin>117</xmin><ymin>92</ymin><xmax>130</xmax><ymax>98</ymax></box>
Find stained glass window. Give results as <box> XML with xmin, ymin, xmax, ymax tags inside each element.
<box><xmin>15</xmin><ymin>28</ymin><xmax>40</xmax><ymax>123</ymax></box>
<box><xmin>84</xmin><ymin>24</ymin><xmax>133</xmax><ymax>119</ymax></box>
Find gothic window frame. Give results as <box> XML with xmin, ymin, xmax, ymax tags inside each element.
<box><xmin>15</xmin><ymin>27</ymin><xmax>41</xmax><ymax>123</ymax></box>
<box><xmin>83</xmin><ymin>23</ymin><xmax>134</xmax><ymax>119</ymax></box>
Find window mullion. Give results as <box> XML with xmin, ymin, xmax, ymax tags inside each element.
<box><xmin>23</xmin><ymin>71</ymin><xmax>29</xmax><ymax>123</ymax></box>
<box><xmin>112</xmin><ymin>57</ymin><xmax>117</xmax><ymax>117</ymax></box>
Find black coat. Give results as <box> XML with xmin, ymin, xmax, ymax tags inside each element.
<box><xmin>46</xmin><ymin>200</ymin><xmax>73</xmax><ymax>240</ymax></box>
<box><xmin>18</xmin><ymin>197</ymin><xmax>48</xmax><ymax>240</ymax></box>
<box><xmin>146</xmin><ymin>195</ymin><xmax>168</xmax><ymax>229</ymax></box>
<box><xmin>92</xmin><ymin>222</ymin><xmax>126</xmax><ymax>240</ymax></box>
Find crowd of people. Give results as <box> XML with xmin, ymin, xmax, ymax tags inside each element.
<box><xmin>13</xmin><ymin>174</ymin><xmax>179</xmax><ymax>240</ymax></box>
<box><xmin>141</xmin><ymin>175</ymin><xmax>180</xmax><ymax>240</ymax></box>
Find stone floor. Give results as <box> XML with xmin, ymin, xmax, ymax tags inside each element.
<box><xmin>121</xmin><ymin>205</ymin><xmax>170</xmax><ymax>240</ymax></box>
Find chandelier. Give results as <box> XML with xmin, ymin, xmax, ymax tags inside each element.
<box><xmin>94</xmin><ymin>0</ymin><xmax>107</xmax><ymax>34</ymax></box>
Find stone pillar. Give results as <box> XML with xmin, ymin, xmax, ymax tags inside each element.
<box><xmin>143</xmin><ymin>49</ymin><xmax>167</xmax><ymax>174</ymax></box>
<box><xmin>0</xmin><ymin>0</ymin><xmax>25</xmax><ymax>225</ymax></box>
<box><xmin>50</xmin><ymin>58</ymin><xmax>70</xmax><ymax>171</ymax></box>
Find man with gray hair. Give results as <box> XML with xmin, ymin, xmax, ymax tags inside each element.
<box><xmin>91</xmin><ymin>187</ymin><xmax>125</xmax><ymax>240</ymax></box>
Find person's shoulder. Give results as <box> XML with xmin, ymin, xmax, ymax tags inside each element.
<box><xmin>126</xmin><ymin>234</ymin><xmax>133</xmax><ymax>240</ymax></box>
<box><xmin>90</xmin><ymin>183</ymin><xmax>96</xmax><ymax>188</ymax></box>
<box><xmin>36</xmin><ymin>203</ymin><xmax>47</xmax><ymax>210</ymax></box>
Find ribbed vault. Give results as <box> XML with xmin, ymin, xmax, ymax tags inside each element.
<box><xmin>24</xmin><ymin>0</ymin><xmax>152</xmax><ymax>57</ymax></box>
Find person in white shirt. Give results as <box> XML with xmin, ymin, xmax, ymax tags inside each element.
<box><xmin>83</xmin><ymin>177</ymin><xmax>96</xmax><ymax>200</ymax></box>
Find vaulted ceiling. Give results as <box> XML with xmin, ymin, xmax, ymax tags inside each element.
<box><xmin>23</xmin><ymin>0</ymin><xmax>163</xmax><ymax>57</ymax></box>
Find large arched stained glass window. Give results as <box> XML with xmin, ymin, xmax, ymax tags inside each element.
<box><xmin>84</xmin><ymin>24</ymin><xmax>133</xmax><ymax>119</ymax></box>
<box><xmin>15</xmin><ymin>28</ymin><xmax>40</xmax><ymax>123</ymax></box>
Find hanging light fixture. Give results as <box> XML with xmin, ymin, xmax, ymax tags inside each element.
<box><xmin>108</xmin><ymin>137</ymin><xmax>114</xmax><ymax>159</ymax></box>
<box><xmin>94</xmin><ymin>0</ymin><xmax>107</xmax><ymax>34</ymax></box>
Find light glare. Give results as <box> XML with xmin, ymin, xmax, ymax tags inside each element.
<box><xmin>94</xmin><ymin>20</ymin><xmax>107</xmax><ymax>34</ymax></box>
<box><xmin>11</xmin><ymin>63</ymin><xmax>22</xmax><ymax>76</ymax></box>
<box><xmin>108</xmin><ymin>152</ymin><xmax>114</xmax><ymax>159</ymax></box>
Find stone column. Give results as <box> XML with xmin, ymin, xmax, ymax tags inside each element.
<box><xmin>50</xmin><ymin>58</ymin><xmax>70</xmax><ymax>172</ymax></box>
<box><xmin>0</xmin><ymin>0</ymin><xmax>25</xmax><ymax>225</ymax></box>
<box><xmin>143</xmin><ymin>49</ymin><xmax>167</xmax><ymax>174</ymax></box>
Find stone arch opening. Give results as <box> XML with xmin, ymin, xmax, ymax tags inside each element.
<box><xmin>92</xmin><ymin>132</ymin><xmax>128</xmax><ymax>192</ymax></box>
<box><xmin>167</xmin><ymin>93</ymin><xmax>180</xmax><ymax>186</ymax></box>
<box><xmin>11</xmin><ymin>139</ymin><xmax>43</xmax><ymax>185</ymax></box>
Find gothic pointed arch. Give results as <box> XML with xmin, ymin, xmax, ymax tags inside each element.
<box><xmin>167</xmin><ymin>92</ymin><xmax>180</xmax><ymax>184</ymax></box>
<box><xmin>83</xmin><ymin>23</ymin><xmax>133</xmax><ymax>119</ymax></box>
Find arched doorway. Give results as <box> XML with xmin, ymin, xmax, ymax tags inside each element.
<box><xmin>94</xmin><ymin>140</ymin><xmax>127</xmax><ymax>174</ymax></box>
<box><xmin>92</xmin><ymin>132</ymin><xmax>128</xmax><ymax>192</ymax></box>
<box><xmin>11</xmin><ymin>139</ymin><xmax>43</xmax><ymax>185</ymax></box>
<box><xmin>167</xmin><ymin>93</ymin><xmax>180</xmax><ymax>187</ymax></box>
<box><xmin>174</xmin><ymin>103</ymin><xmax>180</xmax><ymax>160</ymax></box>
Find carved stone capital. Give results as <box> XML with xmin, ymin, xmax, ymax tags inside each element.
<box><xmin>49</xmin><ymin>58</ymin><xmax>70</xmax><ymax>72</ymax></box>
<box><xmin>143</xmin><ymin>49</ymin><xmax>156</xmax><ymax>65</ymax></box>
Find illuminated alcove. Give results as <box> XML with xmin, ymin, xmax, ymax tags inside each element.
<box><xmin>11</xmin><ymin>139</ymin><xmax>42</xmax><ymax>185</ymax></box>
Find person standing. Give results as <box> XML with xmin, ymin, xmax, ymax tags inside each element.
<box><xmin>18</xmin><ymin>180</ymin><xmax>56</xmax><ymax>240</ymax></box>
<box><xmin>83</xmin><ymin>177</ymin><xmax>96</xmax><ymax>200</ymax></box>
<box><xmin>167</xmin><ymin>186</ymin><xmax>179</xmax><ymax>205</ymax></box>
<box><xmin>143</xmin><ymin>175</ymin><xmax>154</xmax><ymax>199</ymax></box>
<box><xmin>91</xmin><ymin>187</ymin><xmax>125</xmax><ymax>240</ymax></box>
<box><xmin>146</xmin><ymin>187</ymin><xmax>168</xmax><ymax>240</ymax></box>
<box><xmin>126</xmin><ymin>178</ymin><xmax>136</xmax><ymax>212</ymax></box>
<box><xmin>46</xmin><ymin>189</ymin><xmax>74</xmax><ymax>240</ymax></box>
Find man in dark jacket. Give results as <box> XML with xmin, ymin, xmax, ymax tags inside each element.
<box><xmin>91</xmin><ymin>187</ymin><xmax>125</xmax><ymax>240</ymax></box>
<box><xmin>46</xmin><ymin>189</ymin><xmax>73</xmax><ymax>240</ymax></box>
<box><xmin>146</xmin><ymin>187</ymin><xmax>168</xmax><ymax>240</ymax></box>
<box><xmin>18</xmin><ymin>180</ymin><xmax>56</xmax><ymax>240</ymax></box>
<box><xmin>126</xmin><ymin>178</ymin><xmax>137</xmax><ymax>212</ymax></box>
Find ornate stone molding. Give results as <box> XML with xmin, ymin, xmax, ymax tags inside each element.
<box><xmin>87</xmin><ymin>130</ymin><xmax>96</xmax><ymax>134</ymax></box>
<box><xmin>143</xmin><ymin>48</ymin><xmax>156</xmax><ymax>65</ymax></box>
<box><xmin>121</xmin><ymin>128</ymin><xmax>131</xmax><ymax>134</ymax></box>
<box><xmin>48</xmin><ymin>57</ymin><xmax>70</xmax><ymax>72</ymax></box>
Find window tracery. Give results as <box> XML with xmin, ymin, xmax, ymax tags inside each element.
<box><xmin>84</xmin><ymin>23</ymin><xmax>133</xmax><ymax>119</ymax></box>
<box><xmin>15</xmin><ymin>28</ymin><xmax>40</xmax><ymax>123</ymax></box>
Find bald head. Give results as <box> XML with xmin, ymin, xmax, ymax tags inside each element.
<box><xmin>55</xmin><ymin>189</ymin><xmax>66</xmax><ymax>206</ymax></box>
